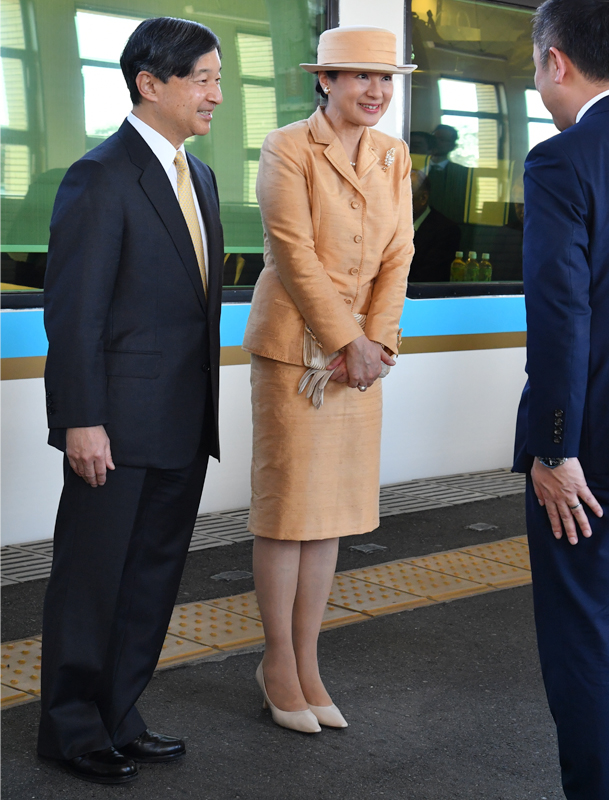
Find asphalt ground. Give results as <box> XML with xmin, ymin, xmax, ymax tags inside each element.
<box><xmin>1</xmin><ymin>495</ymin><xmax>565</xmax><ymax>799</ymax></box>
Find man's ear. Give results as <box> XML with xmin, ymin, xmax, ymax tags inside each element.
<box><xmin>135</xmin><ymin>71</ymin><xmax>159</xmax><ymax>104</ymax></box>
<box><xmin>548</xmin><ymin>47</ymin><xmax>570</xmax><ymax>85</ymax></box>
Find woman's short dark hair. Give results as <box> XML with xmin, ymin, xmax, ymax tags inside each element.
<box><xmin>315</xmin><ymin>70</ymin><xmax>339</xmax><ymax>98</ymax></box>
<box><xmin>120</xmin><ymin>17</ymin><xmax>221</xmax><ymax>105</ymax></box>
<box><xmin>533</xmin><ymin>0</ymin><xmax>609</xmax><ymax>83</ymax></box>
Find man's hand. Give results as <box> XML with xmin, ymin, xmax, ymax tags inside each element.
<box><xmin>531</xmin><ymin>457</ymin><xmax>604</xmax><ymax>544</ymax></box>
<box><xmin>66</xmin><ymin>426</ymin><xmax>115</xmax><ymax>488</ymax></box>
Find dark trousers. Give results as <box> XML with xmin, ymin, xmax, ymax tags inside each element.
<box><xmin>37</xmin><ymin>448</ymin><xmax>209</xmax><ymax>760</ymax></box>
<box><xmin>526</xmin><ymin>475</ymin><xmax>609</xmax><ymax>800</ymax></box>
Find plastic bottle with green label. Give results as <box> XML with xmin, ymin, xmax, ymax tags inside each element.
<box><xmin>464</xmin><ymin>251</ymin><xmax>479</xmax><ymax>282</ymax></box>
<box><xmin>479</xmin><ymin>253</ymin><xmax>492</xmax><ymax>282</ymax></box>
<box><xmin>450</xmin><ymin>251</ymin><xmax>466</xmax><ymax>282</ymax></box>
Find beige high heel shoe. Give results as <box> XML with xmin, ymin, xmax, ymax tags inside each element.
<box><xmin>308</xmin><ymin>703</ymin><xmax>348</xmax><ymax>728</ymax></box>
<box><xmin>255</xmin><ymin>663</ymin><xmax>321</xmax><ymax>734</ymax></box>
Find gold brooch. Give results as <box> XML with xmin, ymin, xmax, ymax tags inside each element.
<box><xmin>382</xmin><ymin>148</ymin><xmax>395</xmax><ymax>172</ymax></box>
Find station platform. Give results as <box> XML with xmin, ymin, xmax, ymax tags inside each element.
<box><xmin>1</xmin><ymin>472</ymin><xmax>564</xmax><ymax>799</ymax></box>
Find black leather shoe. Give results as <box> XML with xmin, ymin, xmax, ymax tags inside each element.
<box><xmin>119</xmin><ymin>729</ymin><xmax>186</xmax><ymax>763</ymax></box>
<box><xmin>65</xmin><ymin>746</ymin><xmax>138</xmax><ymax>784</ymax></box>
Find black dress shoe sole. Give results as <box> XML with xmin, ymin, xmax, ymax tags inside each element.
<box><xmin>128</xmin><ymin>750</ymin><xmax>185</xmax><ymax>764</ymax></box>
<box><xmin>64</xmin><ymin>764</ymin><xmax>139</xmax><ymax>784</ymax></box>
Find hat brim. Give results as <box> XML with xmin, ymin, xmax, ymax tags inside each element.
<box><xmin>300</xmin><ymin>61</ymin><xmax>417</xmax><ymax>74</ymax></box>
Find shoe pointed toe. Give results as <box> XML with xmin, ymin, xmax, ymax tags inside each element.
<box><xmin>308</xmin><ymin>703</ymin><xmax>348</xmax><ymax>728</ymax></box>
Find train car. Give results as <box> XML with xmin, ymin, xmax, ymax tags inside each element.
<box><xmin>1</xmin><ymin>0</ymin><xmax>545</xmax><ymax>545</ymax></box>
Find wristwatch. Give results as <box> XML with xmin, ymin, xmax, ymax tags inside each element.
<box><xmin>536</xmin><ymin>457</ymin><xmax>569</xmax><ymax>469</ymax></box>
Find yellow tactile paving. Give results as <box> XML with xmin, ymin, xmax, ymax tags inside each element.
<box><xmin>168</xmin><ymin>602</ymin><xmax>265</xmax><ymax>651</ymax></box>
<box><xmin>1</xmin><ymin>682</ymin><xmax>36</xmax><ymax>708</ymax></box>
<box><xmin>1</xmin><ymin>537</ymin><xmax>534</xmax><ymax>710</ymax></box>
<box><xmin>203</xmin><ymin>590</ymin><xmax>369</xmax><ymax>630</ymax></box>
<box><xmin>157</xmin><ymin>633</ymin><xmax>216</xmax><ymax>669</ymax></box>
<box><xmin>1</xmin><ymin>638</ymin><xmax>42</xmax><ymax>698</ymax></box>
<box><xmin>460</xmin><ymin>539</ymin><xmax>531</xmax><ymax>571</ymax></box>
<box><xmin>329</xmin><ymin>573</ymin><xmax>432</xmax><ymax>616</ymax></box>
<box><xmin>409</xmin><ymin>550</ymin><xmax>532</xmax><ymax>589</ymax></box>
<box><xmin>345</xmin><ymin>561</ymin><xmax>492</xmax><ymax>602</ymax></box>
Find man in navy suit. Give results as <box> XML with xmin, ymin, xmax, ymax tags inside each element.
<box><xmin>38</xmin><ymin>18</ymin><xmax>223</xmax><ymax>784</ymax></box>
<box><xmin>513</xmin><ymin>1</ymin><xmax>609</xmax><ymax>797</ymax></box>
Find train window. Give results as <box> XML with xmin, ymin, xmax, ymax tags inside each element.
<box><xmin>0</xmin><ymin>0</ymin><xmax>325</xmax><ymax>301</ymax></box>
<box><xmin>75</xmin><ymin>11</ymin><xmax>142</xmax><ymax>144</ymax></box>
<box><xmin>409</xmin><ymin>0</ymin><xmax>540</xmax><ymax>293</ymax></box>
<box><xmin>525</xmin><ymin>88</ymin><xmax>559</xmax><ymax>150</ymax></box>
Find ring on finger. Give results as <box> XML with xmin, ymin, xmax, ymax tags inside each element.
<box><xmin>357</xmin><ymin>385</ymin><xmax>367</xmax><ymax>392</ymax></box>
<box><xmin>570</xmin><ymin>502</ymin><xmax>582</xmax><ymax>512</ymax></box>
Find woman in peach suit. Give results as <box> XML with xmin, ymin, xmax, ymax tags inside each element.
<box><xmin>242</xmin><ymin>26</ymin><xmax>415</xmax><ymax>733</ymax></box>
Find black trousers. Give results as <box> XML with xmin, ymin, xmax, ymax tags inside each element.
<box><xmin>526</xmin><ymin>475</ymin><xmax>609</xmax><ymax>800</ymax></box>
<box><xmin>37</xmin><ymin>447</ymin><xmax>209</xmax><ymax>760</ymax></box>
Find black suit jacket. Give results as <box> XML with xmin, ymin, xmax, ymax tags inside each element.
<box><xmin>514</xmin><ymin>96</ymin><xmax>609</xmax><ymax>475</ymax></box>
<box><xmin>409</xmin><ymin>206</ymin><xmax>461</xmax><ymax>282</ymax></box>
<box><xmin>44</xmin><ymin>120</ymin><xmax>223</xmax><ymax>468</ymax></box>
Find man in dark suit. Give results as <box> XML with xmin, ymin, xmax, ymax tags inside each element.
<box><xmin>38</xmin><ymin>18</ymin><xmax>223</xmax><ymax>784</ymax></box>
<box><xmin>408</xmin><ymin>170</ymin><xmax>461</xmax><ymax>282</ymax></box>
<box><xmin>426</xmin><ymin>124</ymin><xmax>471</xmax><ymax>224</ymax></box>
<box><xmin>513</xmin><ymin>2</ymin><xmax>609</xmax><ymax>797</ymax></box>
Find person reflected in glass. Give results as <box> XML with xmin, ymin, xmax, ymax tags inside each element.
<box><xmin>408</xmin><ymin>169</ymin><xmax>461</xmax><ymax>282</ymax></box>
<box><xmin>242</xmin><ymin>26</ymin><xmax>415</xmax><ymax>734</ymax></box>
<box><xmin>426</xmin><ymin>124</ymin><xmax>471</xmax><ymax>223</ymax></box>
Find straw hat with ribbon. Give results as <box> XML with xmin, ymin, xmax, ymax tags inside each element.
<box><xmin>300</xmin><ymin>26</ymin><xmax>416</xmax><ymax>75</ymax></box>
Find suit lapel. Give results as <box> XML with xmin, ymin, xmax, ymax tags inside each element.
<box><xmin>118</xmin><ymin>121</ymin><xmax>207</xmax><ymax>311</ymax></box>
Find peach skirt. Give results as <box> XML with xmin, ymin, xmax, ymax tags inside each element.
<box><xmin>248</xmin><ymin>354</ymin><xmax>382</xmax><ymax>540</ymax></box>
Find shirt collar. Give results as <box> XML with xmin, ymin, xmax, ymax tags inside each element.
<box><xmin>413</xmin><ymin>205</ymin><xmax>431</xmax><ymax>232</ymax></box>
<box><xmin>127</xmin><ymin>112</ymin><xmax>185</xmax><ymax>172</ymax></box>
<box><xmin>576</xmin><ymin>89</ymin><xmax>609</xmax><ymax>123</ymax></box>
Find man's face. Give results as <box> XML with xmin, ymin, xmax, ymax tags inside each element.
<box><xmin>533</xmin><ymin>44</ymin><xmax>569</xmax><ymax>131</ymax></box>
<box><xmin>154</xmin><ymin>49</ymin><xmax>222</xmax><ymax>142</ymax></box>
<box><xmin>411</xmin><ymin>179</ymin><xmax>429</xmax><ymax>220</ymax></box>
<box><xmin>431</xmin><ymin>127</ymin><xmax>457</xmax><ymax>159</ymax></box>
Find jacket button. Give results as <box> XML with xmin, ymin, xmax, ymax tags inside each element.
<box><xmin>201</xmin><ymin>364</ymin><xmax>210</xmax><ymax>372</ymax></box>
<box><xmin>354</xmin><ymin>235</ymin><xmax>362</xmax><ymax>243</ymax></box>
<box><xmin>554</xmin><ymin>409</ymin><xmax>564</xmax><ymax>417</ymax></box>
<box><xmin>553</xmin><ymin>437</ymin><xmax>562</xmax><ymax>443</ymax></box>
<box><xmin>350</xmin><ymin>268</ymin><xmax>359</xmax><ymax>275</ymax></box>
<box><xmin>344</xmin><ymin>298</ymin><xmax>353</xmax><ymax>304</ymax></box>
<box><xmin>351</xmin><ymin>201</ymin><xmax>360</xmax><ymax>209</ymax></box>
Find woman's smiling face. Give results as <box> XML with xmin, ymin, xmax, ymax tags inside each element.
<box><xmin>318</xmin><ymin>70</ymin><xmax>394</xmax><ymax>127</ymax></box>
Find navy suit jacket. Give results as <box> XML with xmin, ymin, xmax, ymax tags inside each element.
<box><xmin>514</xmin><ymin>96</ymin><xmax>609</xmax><ymax>475</ymax></box>
<box><xmin>44</xmin><ymin>120</ymin><xmax>223</xmax><ymax>468</ymax></box>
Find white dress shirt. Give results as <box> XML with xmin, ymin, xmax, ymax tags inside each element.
<box><xmin>576</xmin><ymin>89</ymin><xmax>609</xmax><ymax>123</ymax></box>
<box><xmin>127</xmin><ymin>112</ymin><xmax>209</xmax><ymax>280</ymax></box>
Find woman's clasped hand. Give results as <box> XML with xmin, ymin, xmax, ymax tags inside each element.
<box><xmin>327</xmin><ymin>335</ymin><xmax>396</xmax><ymax>388</ymax></box>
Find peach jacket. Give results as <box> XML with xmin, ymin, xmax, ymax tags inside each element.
<box><xmin>242</xmin><ymin>107</ymin><xmax>414</xmax><ymax>365</ymax></box>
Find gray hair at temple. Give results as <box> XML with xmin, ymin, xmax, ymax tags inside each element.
<box><xmin>533</xmin><ymin>0</ymin><xmax>609</xmax><ymax>82</ymax></box>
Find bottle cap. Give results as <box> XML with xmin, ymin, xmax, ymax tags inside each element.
<box><xmin>455</xmin><ymin>251</ymin><xmax>463</xmax><ymax>258</ymax></box>
<box><xmin>468</xmin><ymin>251</ymin><xmax>477</xmax><ymax>259</ymax></box>
<box><xmin>482</xmin><ymin>253</ymin><xmax>490</xmax><ymax>260</ymax></box>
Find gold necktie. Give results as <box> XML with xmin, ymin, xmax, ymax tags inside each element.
<box><xmin>174</xmin><ymin>150</ymin><xmax>207</xmax><ymax>296</ymax></box>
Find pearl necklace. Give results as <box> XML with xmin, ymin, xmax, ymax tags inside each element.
<box><xmin>350</xmin><ymin>161</ymin><xmax>356</xmax><ymax>168</ymax></box>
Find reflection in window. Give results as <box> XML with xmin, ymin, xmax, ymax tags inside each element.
<box><xmin>1</xmin><ymin>0</ymin><xmax>30</xmax><ymax>200</ymax></box>
<box><xmin>525</xmin><ymin>89</ymin><xmax>559</xmax><ymax>150</ymax></box>
<box><xmin>1</xmin><ymin>143</ymin><xmax>29</xmax><ymax>197</ymax></box>
<box><xmin>410</xmin><ymin>0</ymin><xmax>541</xmax><ymax>285</ymax></box>
<box><xmin>237</xmin><ymin>33</ymin><xmax>277</xmax><ymax>205</ymax></box>
<box><xmin>75</xmin><ymin>10</ymin><xmax>142</xmax><ymax>144</ymax></box>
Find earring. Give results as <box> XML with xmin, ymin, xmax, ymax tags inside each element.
<box><xmin>323</xmin><ymin>86</ymin><xmax>330</xmax><ymax>94</ymax></box>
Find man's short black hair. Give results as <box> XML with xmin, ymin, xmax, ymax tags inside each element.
<box><xmin>533</xmin><ymin>0</ymin><xmax>609</xmax><ymax>83</ymax></box>
<box><xmin>120</xmin><ymin>17</ymin><xmax>221</xmax><ymax>105</ymax></box>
